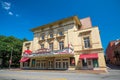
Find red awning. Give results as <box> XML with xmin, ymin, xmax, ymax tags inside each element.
<box><xmin>19</xmin><ymin>57</ymin><xmax>30</xmax><ymax>62</ymax></box>
<box><xmin>79</xmin><ymin>53</ymin><xmax>98</xmax><ymax>59</ymax></box>
<box><xmin>24</xmin><ymin>50</ymin><xmax>32</xmax><ymax>54</ymax></box>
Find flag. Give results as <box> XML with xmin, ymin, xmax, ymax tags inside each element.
<box><xmin>68</xmin><ymin>43</ymin><xmax>74</xmax><ymax>53</ymax></box>
<box><xmin>68</xmin><ymin>43</ymin><xmax>73</xmax><ymax>49</ymax></box>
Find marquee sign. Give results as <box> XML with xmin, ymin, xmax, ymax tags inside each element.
<box><xmin>23</xmin><ymin>48</ymin><xmax>74</xmax><ymax>57</ymax></box>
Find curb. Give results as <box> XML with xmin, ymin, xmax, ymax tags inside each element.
<box><xmin>7</xmin><ymin>69</ymin><xmax>107</xmax><ymax>74</ymax></box>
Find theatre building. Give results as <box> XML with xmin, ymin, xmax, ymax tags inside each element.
<box><xmin>20</xmin><ymin>16</ymin><xmax>106</xmax><ymax>71</ymax></box>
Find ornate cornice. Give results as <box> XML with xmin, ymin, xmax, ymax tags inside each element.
<box><xmin>31</xmin><ymin>16</ymin><xmax>81</xmax><ymax>32</ymax></box>
<box><xmin>47</xmin><ymin>38</ymin><xmax>55</xmax><ymax>43</ymax></box>
<box><xmin>38</xmin><ymin>40</ymin><xmax>45</xmax><ymax>44</ymax></box>
<box><xmin>56</xmin><ymin>35</ymin><xmax>65</xmax><ymax>42</ymax></box>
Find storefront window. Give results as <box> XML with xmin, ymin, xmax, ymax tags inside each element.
<box><xmin>56</xmin><ymin>62</ymin><xmax>61</xmax><ymax>69</ymax></box>
<box><xmin>39</xmin><ymin>60</ymin><xmax>46</xmax><ymax>69</ymax></box>
<box><xmin>63</xmin><ymin>62</ymin><xmax>68</xmax><ymax>69</ymax></box>
<box><xmin>59</xmin><ymin>62</ymin><xmax>61</xmax><ymax>68</ymax></box>
<box><xmin>41</xmin><ymin>62</ymin><xmax>46</xmax><ymax>69</ymax></box>
<box><xmin>55</xmin><ymin>58</ymin><xmax>62</xmax><ymax>69</ymax></box>
<box><xmin>23</xmin><ymin>62</ymin><xmax>29</xmax><ymax>67</ymax></box>
<box><xmin>70</xmin><ymin>57</ymin><xmax>75</xmax><ymax>66</ymax></box>
<box><xmin>56</xmin><ymin>62</ymin><xmax>58</xmax><ymax>68</ymax></box>
<box><xmin>93</xmin><ymin>59</ymin><xmax>99</xmax><ymax>67</ymax></box>
<box><xmin>48</xmin><ymin>61</ymin><xmax>53</xmax><ymax>69</ymax></box>
<box><xmin>36</xmin><ymin>60</ymin><xmax>40</xmax><ymax>68</ymax></box>
<box><xmin>88</xmin><ymin>60</ymin><xmax>91</xmax><ymax>65</ymax></box>
<box><xmin>82</xmin><ymin>59</ymin><xmax>87</xmax><ymax>67</ymax></box>
<box><xmin>31</xmin><ymin>59</ymin><xmax>35</xmax><ymax>67</ymax></box>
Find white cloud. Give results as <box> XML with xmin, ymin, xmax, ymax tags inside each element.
<box><xmin>0</xmin><ymin>1</ymin><xmax>20</xmax><ymax>17</ymax></box>
<box><xmin>1</xmin><ymin>2</ymin><xmax>11</xmax><ymax>10</ymax></box>
<box><xmin>8</xmin><ymin>11</ymin><xmax>13</xmax><ymax>15</ymax></box>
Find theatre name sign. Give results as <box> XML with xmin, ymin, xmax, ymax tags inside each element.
<box><xmin>23</xmin><ymin>48</ymin><xmax>74</xmax><ymax>57</ymax></box>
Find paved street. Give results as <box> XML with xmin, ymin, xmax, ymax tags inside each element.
<box><xmin>0</xmin><ymin>69</ymin><xmax>120</xmax><ymax>80</ymax></box>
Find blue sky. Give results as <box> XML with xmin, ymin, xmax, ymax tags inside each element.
<box><xmin>0</xmin><ymin>0</ymin><xmax>120</xmax><ymax>50</ymax></box>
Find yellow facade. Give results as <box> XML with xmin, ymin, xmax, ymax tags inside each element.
<box><xmin>20</xmin><ymin>16</ymin><xmax>107</xmax><ymax>71</ymax></box>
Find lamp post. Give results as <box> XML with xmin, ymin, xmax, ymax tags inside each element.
<box><xmin>9</xmin><ymin>47</ymin><xmax>13</xmax><ymax>69</ymax></box>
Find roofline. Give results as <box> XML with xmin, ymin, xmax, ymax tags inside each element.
<box><xmin>31</xmin><ymin>16</ymin><xmax>81</xmax><ymax>32</ymax></box>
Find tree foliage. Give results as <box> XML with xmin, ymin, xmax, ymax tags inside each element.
<box><xmin>0</xmin><ymin>35</ymin><xmax>27</xmax><ymax>68</ymax></box>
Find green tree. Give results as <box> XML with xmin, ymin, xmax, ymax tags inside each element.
<box><xmin>0</xmin><ymin>35</ymin><xmax>27</xmax><ymax>68</ymax></box>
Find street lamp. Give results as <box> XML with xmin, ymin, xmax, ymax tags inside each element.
<box><xmin>9</xmin><ymin>47</ymin><xmax>13</xmax><ymax>69</ymax></box>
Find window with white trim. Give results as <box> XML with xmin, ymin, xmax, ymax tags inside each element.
<box><xmin>49</xmin><ymin>43</ymin><xmax>53</xmax><ymax>51</ymax></box>
<box><xmin>59</xmin><ymin>31</ymin><xmax>63</xmax><ymax>36</ymax></box>
<box><xmin>84</xmin><ymin>37</ymin><xmax>91</xmax><ymax>48</ymax></box>
<box><xmin>41</xmin><ymin>35</ymin><xmax>45</xmax><ymax>40</ymax></box>
<box><xmin>41</xmin><ymin>44</ymin><xmax>44</xmax><ymax>49</ymax></box>
<box><xmin>59</xmin><ymin>41</ymin><xmax>64</xmax><ymax>50</ymax></box>
<box><xmin>50</xmin><ymin>33</ymin><xmax>53</xmax><ymax>38</ymax></box>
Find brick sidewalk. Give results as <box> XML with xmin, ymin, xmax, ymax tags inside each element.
<box><xmin>7</xmin><ymin>69</ymin><xmax>107</xmax><ymax>74</ymax></box>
